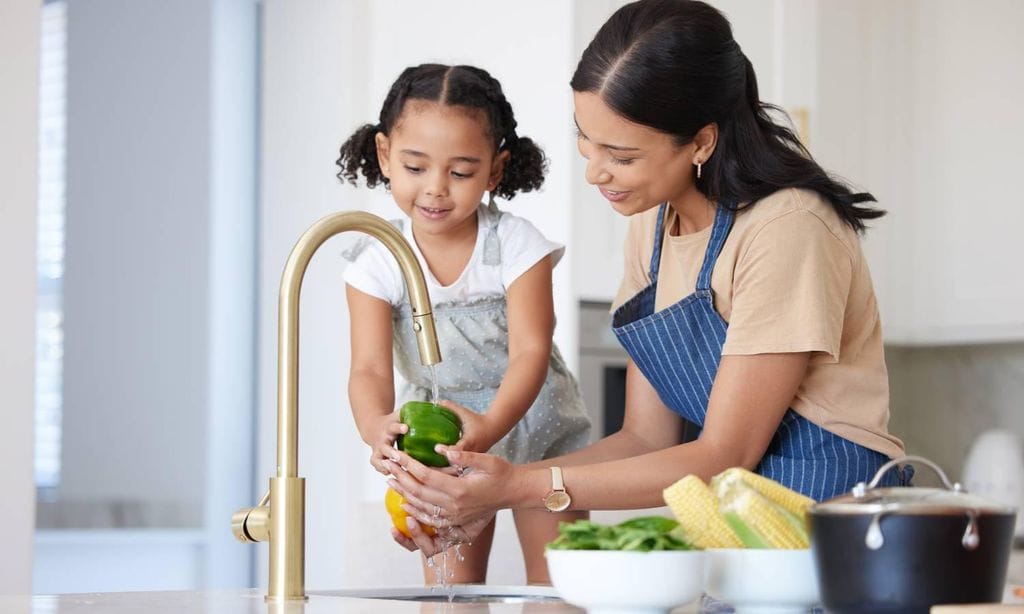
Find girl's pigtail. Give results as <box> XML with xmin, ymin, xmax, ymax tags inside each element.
<box><xmin>336</xmin><ymin>123</ymin><xmax>387</xmax><ymax>188</ymax></box>
<box><xmin>494</xmin><ymin>134</ymin><xmax>546</xmax><ymax>199</ymax></box>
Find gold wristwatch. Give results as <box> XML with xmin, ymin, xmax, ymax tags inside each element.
<box><xmin>543</xmin><ymin>466</ymin><xmax>571</xmax><ymax>512</ymax></box>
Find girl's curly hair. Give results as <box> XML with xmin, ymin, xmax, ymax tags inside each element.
<box><xmin>336</xmin><ymin>64</ymin><xmax>546</xmax><ymax>200</ymax></box>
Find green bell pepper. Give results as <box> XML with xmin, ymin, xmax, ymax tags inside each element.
<box><xmin>396</xmin><ymin>401</ymin><xmax>462</xmax><ymax>467</ymax></box>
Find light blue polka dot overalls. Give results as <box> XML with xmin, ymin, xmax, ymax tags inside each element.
<box><xmin>389</xmin><ymin>214</ymin><xmax>591</xmax><ymax>465</ymax></box>
<box><xmin>611</xmin><ymin>204</ymin><xmax>907</xmax><ymax>501</ymax></box>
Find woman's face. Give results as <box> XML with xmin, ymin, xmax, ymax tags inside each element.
<box><xmin>573</xmin><ymin>91</ymin><xmax>697</xmax><ymax>216</ymax></box>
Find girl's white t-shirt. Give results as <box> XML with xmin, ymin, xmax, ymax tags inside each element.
<box><xmin>344</xmin><ymin>205</ymin><xmax>564</xmax><ymax>305</ymax></box>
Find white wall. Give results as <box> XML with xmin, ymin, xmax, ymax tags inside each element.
<box><xmin>257</xmin><ymin>0</ymin><xmax>370</xmax><ymax>589</ymax></box>
<box><xmin>0</xmin><ymin>0</ymin><xmax>41</xmax><ymax>596</ymax></box>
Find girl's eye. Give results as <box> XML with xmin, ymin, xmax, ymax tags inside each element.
<box><xmin>574</xmin><ymin>126</ymin><xmax>586</xmax><ymax>140</ymax></box>
<box><xmin>452</xmin><ymin>171</ymin><xmax>473</xmax><ymax>179</ymax></box>
<box><xmin>403</xmin><ymin>165</ymin><xmax>423</xmax><ymax>174</ymax></box>
<box><xmin>611</xmin><ymin>156</ymin><xmax>635</xmax><ymax>166</ymax></box>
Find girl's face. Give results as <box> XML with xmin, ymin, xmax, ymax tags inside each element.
<box><xmin>573</xmin><ymin>91</ymin><xmax>700</xmax><ymax>216</ymax></box>
<box><xmin>376</xmin><ymin>100</ymin><xmax>508</xmax><ymax>238</ymax></box>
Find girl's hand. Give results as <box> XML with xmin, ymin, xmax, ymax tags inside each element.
<box><xmin>367</xmin><ymin>411</ymin><xmax>407</xmax><ymax>475</ymax></box>
<box><xmin>384</xmin><ymin>445</ymin><xmax>518</xmax><ymax>528</ymax></box>
<box><xmin>436</xmin><ymin>400</ymin><xmax>501</xmax><ymax>453</ymax></box>
<box><xmin>390</xmin><ymin>514</ymin><xmax>496</xmax><ymax>557</ymax></box>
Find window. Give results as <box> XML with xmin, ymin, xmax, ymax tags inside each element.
<box><xmin>35</xmin><ymin>0</ymin><xmax>66</xmax><ymax>493</ymax></box>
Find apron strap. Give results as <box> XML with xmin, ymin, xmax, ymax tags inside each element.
<box><xmin>648</xmin><ymin>203</ymin><xmax>669</xmax><ymax>282</ymax></box>
<box><xmin>695</xmin><ymin>206</ymin><xmax>735</xmax><ymax>292</ymax></box>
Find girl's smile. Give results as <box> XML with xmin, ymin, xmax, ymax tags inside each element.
<box><xmin>414</xmin><ymin>204</ymin><xmax>453</xmax><ymax>220</ymax></box>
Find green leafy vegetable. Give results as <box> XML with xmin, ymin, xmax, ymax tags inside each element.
<box><xmin>546</xmin><ymin>516</ymin><xmax>696</xmax><ymax>551</ymax></box>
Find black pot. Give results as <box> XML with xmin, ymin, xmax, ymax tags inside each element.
<box><xmin>808</xmin><ymin>455</ymin><xmax>1017</xmax><ymax>614</ymax></box>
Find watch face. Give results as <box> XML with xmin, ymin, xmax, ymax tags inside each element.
<box><xmin>544</xmin><ymin>491</ymin><xmax>571</xmax><ymax>512</ymax></box>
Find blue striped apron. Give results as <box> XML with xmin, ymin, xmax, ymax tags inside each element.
<box><xmin>611</xmin><ymin>204</ymin><xmax>905</xmax><ymax>501</ymax></box>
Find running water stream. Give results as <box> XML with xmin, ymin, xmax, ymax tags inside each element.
<box><xmin>425</xmin><ymin>364</ymin><xmax>462</xmax><ymax>601</ymax></box>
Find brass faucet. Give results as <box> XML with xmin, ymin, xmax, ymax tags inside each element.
<box><xmin>231</xmin><ymin>211</ymin><xmax>441</xmax><ymax>601</ymax></box>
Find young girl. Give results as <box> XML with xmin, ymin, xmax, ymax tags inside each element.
<box><xmin>336</xmin><ymin>64</ymin><xmax>591</xmax><ymax>585</ymax></box>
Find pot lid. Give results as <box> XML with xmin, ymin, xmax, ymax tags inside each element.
<box><xmin>811</xmin><ymin>486</ymin><xmax>1015</xmax><ymax>516</ymax></box>
<box><xmin>810</xmin><ymin>455</ymin><xmax>1017</xmax><ymax>517</ymax></box>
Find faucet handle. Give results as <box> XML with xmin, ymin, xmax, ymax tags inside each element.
<box><xmin>232</xmin><ymin>504</ymin><xmax>270</xmax><ymax>543</ymax></box>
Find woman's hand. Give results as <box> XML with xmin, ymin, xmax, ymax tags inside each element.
<box><xmin>367</xmin><ymin>411</ymin><xmax>407</xmax><ymax>475</ymax></box>
<box><xmin>383</xmin><ymin>445</ymin><xmax>518</xmax><ymax>529</ymax></box>
<box><xmin>436</xmin><ymin>400</ymin><xmax>501</xmax><ymax>454</ymax></box>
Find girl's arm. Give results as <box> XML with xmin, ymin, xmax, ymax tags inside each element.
<box><xmin>452</xmin><ymin>255</ymin><xmax>556</xmax><ymax>452</ymax></box>
<box><xmin>389</xmin><ymin>351</ymin><xmax>809</xmax><ymax>525</ymax></box>
<box><xmin>347</xmin><ymin>284</ymin><xmax>404</xmax><ymax>474</ymax></box>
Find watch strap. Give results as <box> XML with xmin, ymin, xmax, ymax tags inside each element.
<box><xmin>550</xmin><ymin>466</ymin><xmax>565</xmax><ymax>492</ymax></box>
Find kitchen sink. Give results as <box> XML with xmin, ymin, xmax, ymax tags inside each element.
<box><xmin>315</xmin><ymin>584</ymin><xmax>563</xmax><ymax>603</ymax></box>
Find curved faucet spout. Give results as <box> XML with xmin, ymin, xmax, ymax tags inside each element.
<box><xmin>278</xmin><ymin>211</ymin><xmax>440</xmax><ymax>478</ymax></box>
<box><xmin>232</xmin><ymin>210</ymin><xmax>442</xmax><ymax>601</ymax></box>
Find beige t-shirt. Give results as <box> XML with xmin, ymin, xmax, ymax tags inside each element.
<box><xmin>612</xmin><ymin>188</ymin><xmax>904</xmax><ymax>458</ymax></box>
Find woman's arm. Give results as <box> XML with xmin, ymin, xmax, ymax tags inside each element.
<box><xmin>388</xmin><ymin>351</ymin><xmax>809</xmax><ymax>523</ymax></box>
<box><xmin>450</xmin><ymin>256</ymin><xmax>555</xmax><ymax>452</ymax></box>
<box><xmin>507</xmin><ymin>351</ymin><xmax>810</xmax><ymax>510</ymax></box>
<box><xmin>347</xmin><ymin>284</ymin><xmax>404</xmax><ymax>474</ymax></box>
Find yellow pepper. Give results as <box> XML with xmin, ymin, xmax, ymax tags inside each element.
<box><xmin>385</xmin><ymin>487</ymin><xmax>436</xmax><ymax>538</ymax></box>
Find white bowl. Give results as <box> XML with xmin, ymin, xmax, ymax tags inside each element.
<box><xmin>704</xmin><ymin>548</ymin><xmax>820</xmax><ymax>614</ymax></box>
<box><xmin>546</xmin><ymin>549</ymin><xmax>706</xmax><ymax>614</ymax></box>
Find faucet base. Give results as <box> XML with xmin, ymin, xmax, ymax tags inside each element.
<box><xmin>269</xmin><ymin>476</ymin><xmax>306</xmax><ymax>601</ymax></box>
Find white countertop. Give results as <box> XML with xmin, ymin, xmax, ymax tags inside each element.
<box><xmin>0</xmin><ymin>588</ymin><xmax>574</xmax><ymax>614</ymax></box>
<box><xmin>2</xmin><ymin>586</ymin><xmax>1021</xmax><ymax>614</ymax></box>
<box><xmin>4</xmin><ymin>551</ymin><xmax>1020</xmax><ymax>614</ymax></box>
<box><xmin>0</xmin><ymin>586</ymin><xmax>736</xmax><ymax>614</ymax></box>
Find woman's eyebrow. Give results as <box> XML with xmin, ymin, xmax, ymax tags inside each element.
<box><xmin>573</xmin><ymin>117</ymin><xmax>640</xmax><ymax>152</ymax></box>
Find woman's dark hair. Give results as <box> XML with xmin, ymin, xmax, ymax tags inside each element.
<box><xmin>571</xmin><ymin>0</ymin><xmax>883</xmax><ymax>231</ymax></box>
<box><xmin>336</xmin><ymin>64</ymin><xmax>546</xmax><ymax>200</ymax></box>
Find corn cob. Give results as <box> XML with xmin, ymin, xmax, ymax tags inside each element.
<box><xmin>711</xmin><ymin>467</ymin><xmax>814</xmax><ymax>518</ymax></box>
<box><xmin>713</xmin><ymin>475</ymin><xmax>810</xmax><ymax>549</ymax></box>
<box><xmin>663</xmin><ymin>475</ymin><xmax>744</xmax><ymax>549</ymax></box>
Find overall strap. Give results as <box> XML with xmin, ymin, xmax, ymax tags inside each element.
<box><xmin>482</xmin><ymin>197</ymin><xmax>504</xmax><ymax>266</ymax></box>
<box><xmin>695</xmin><ymin>206</ymin><xmax>735</xmax><ymax>292</ymax></box>
<box><xmin>648</xmin><ymin>203</ymin><xmax>669</xmax><ymax>282</ymax></box>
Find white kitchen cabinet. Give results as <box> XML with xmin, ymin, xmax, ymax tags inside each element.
<box><xmin>815</xmin><ymin>0</ymin><xmax>1024</xmax><ymax>344</ymax></box>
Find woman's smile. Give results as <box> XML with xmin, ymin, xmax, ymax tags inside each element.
<box><xmin>599</xmin><ymin>187</ymin><xmax>632</xmax><ymax>202</ymax></box>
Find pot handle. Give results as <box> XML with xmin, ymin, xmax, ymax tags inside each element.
<box><xmin>862</xmin><ymin>455</ymin><xmax>962</xmax><ymax>492</ymax></box>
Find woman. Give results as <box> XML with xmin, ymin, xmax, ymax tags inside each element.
<box><xmin>383</xmin><ymin>0</ymin><xmax>908</xmax><ymax>555</ymax></box>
